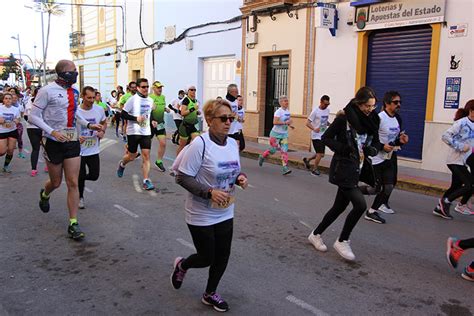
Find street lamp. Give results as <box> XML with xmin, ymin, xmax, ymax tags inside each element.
<box><xmin>11</xmin><ymin>34</ymin><xmax>27</xmax><ymax>89</ymax></box>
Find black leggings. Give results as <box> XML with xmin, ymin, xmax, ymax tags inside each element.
<box><xmin>79</xmin><ymin>154</ymin><xmax>100</xmax><ymax>198</ymax></box>
<box><xmin>443</xmin><ymin>159</ymin><xmax>473</xmax><ymax>204</ymax></box>
<box><xmin>181</xmin><ymin>218</ymin><xmax>233</xmax><ymax>294</ymax></box>
<box><xmin>371</xmin><ymin>158</ymin><xmax>397</xmax><ymax>210</ymax></box>
<box><xmin>27</xmin><ymin>128</ymin><xmax>42</xmax><ymax>170</ymax></box>
<box><xmin>314</xmin><ymin>187</ymin><xmax>367</xmax><ymax>241</ymax></box>
<box><xmin>114</xmin><ymin>112</ymin><xmax>123</xmax><ymax>134</ymax></box>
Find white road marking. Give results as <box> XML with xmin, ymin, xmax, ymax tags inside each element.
<box><xmin>286</xmin><ymin>295</ymin><xmax>329</xmax><ymax>316</ymax></box>
<box><xmin>23</xmin><ymin>149</ymin><xmax>31</xmax><ymax>154</ymax></box>
<box><xmin>99</xmin><ymin>138</ymin><xmax>118</xmax><ymax>151</ymax></box>
<box><xmin>85</xmin><ymin>187</ymin><xmax>93</xmax><ymax>193</ymax></box>
<box><xmin>299</xmin><ymin>221</ymin><xmax>312</xmax><ymax>229</ymax></box>
<box><xmin>176</xmin><ymin>238</ymin><xmax>195</xmax><ymax>250</ymax></box>
<box><xmin>274</xmin><ymin>198</ymin><xmax>280</xmax><ymax>202</ymax></box>
<box><xmin>132</xmin><ymin>174</ymin><xmax>142</xmax><ymax>193</ymax></box>
<box><xmin>113</xmin><ymin>204</ymin><xmax>139</xmax><ymax>218</ymax></box>
<box><xmin>248</xmin><ymin>184</ymin><xmax>256</xmax><ymax>188</ymax></box>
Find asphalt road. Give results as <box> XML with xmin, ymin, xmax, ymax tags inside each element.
<box><xmin>0</xmin><ymin>130</ymin><xmax>473</xmax><ymax>315</ymax></box>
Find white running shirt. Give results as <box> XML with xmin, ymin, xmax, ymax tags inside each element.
<box><xmin>308</xmin><ymin>107</ymin><xmax>330</xmax><ymax>140</ymax></box>
<box><xmin>0</xmin><ymin>105</ymin><xmax>20</xmax><ymax>133</ymax></box>
<box><xmin>371</xmin><ymin>111</ymin><xmax>401</xmax><ymax>165</ymax></box>
<box><xmin>77</xmin><ymin>105</ymin><xmax>106</xmax><ymax>156</ymax></box>
<box><xmin>123</xmin><ymin>94</ymin><xmax>154</xmax><ymax>136</ymax></box>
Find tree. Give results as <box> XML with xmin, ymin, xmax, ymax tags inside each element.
<box><xmin>1</xmin><ymin>54</ymin><xmax>21</xmax><ymax>81</ymax></box>
<box><xmin>35</xmin><ymin>0</ymin><xmax>65</xmax><ymax>70</ymax></box>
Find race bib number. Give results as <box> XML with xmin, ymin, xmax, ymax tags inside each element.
<box><xmin>62</xmin><ymin>128</ymin><xmax>78</xmax><ymax>141</ymax></box>
<box><xmin>156</xmin><ymin>122</ymin><xmax>165</xmax><ymax>130</ymax></box>
<box><xmin>139</xmin><ymin>115</ymin><xmax>149</xmax><ymax>128</ymax></box>
<box><xmin>4</xmin><ymin>122</ymin><xmax>13</xmax><ymax>129</ymax></box>
<box><xmin>210</xmin><ymin>195</ymin><xmax>236</xmax><ymax>209</ymax></box>
<box><xmin>82</xmin><ymin>136</ymin><xmax>97</xmax><ymax>148</ymax></box>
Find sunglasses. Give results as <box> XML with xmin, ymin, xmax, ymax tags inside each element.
<box><xmin>188</xmin><ymin>88</ymin><xmax>196</xmax><ymax>91</ymax></box>
<box><xmin>139</xmin><ymin>85</ymin><xmax>149</xmax><ymax>89</ymax></box>
<box><xmin>391</xmin><ymin>100</ymin><xmax>401</xmax><ymax>105</ymax></box>
<box><xmin>214</xmin><ymin>116</ymin><xmax>235</xmax><ymax>123</ymax></box>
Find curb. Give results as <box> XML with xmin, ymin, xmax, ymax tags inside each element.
<box><xmin>241</xmin><ymin>150</ymin><xmax>446</xmax><ymax>197</ymax></box>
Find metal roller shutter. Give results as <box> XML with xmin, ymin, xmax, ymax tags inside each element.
<box><xmin>366</xmin><ymin>25</ymin><xmax>432</xmax><ymax>160</ymax></box>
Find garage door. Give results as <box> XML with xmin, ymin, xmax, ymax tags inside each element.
<box><xmin>366</xmin><ymin>25</ymin><xmax>432</xmax><ymax>160</ymax></box>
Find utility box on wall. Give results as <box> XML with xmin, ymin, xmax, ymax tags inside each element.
<box><xmin>246</xmin><ymin>32</ymin><xmax>258</xmax><ymax>45</ymax></box>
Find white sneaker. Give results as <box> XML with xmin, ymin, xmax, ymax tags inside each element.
<box><xmin>333</xmin><ymin>240</ymin><xmax>355</xmax><ymax>261</ymax></box>
<box><xmin>79</xmin><ymin>198</ymin><xmax>85</xmax><ymax>209</ymax></box>
<box><xmin>308</xmin><ymin>233</ymin><xmax>327</xmax><ymax>252</ymax></box>
<box><xmin>379</xmin><ymin>204</ymin><xmax>395</xmax><ymax>214</ymax></box>
<box><xmin>454</xmin><ymin>203</ymin><xmax>473</xmax><ymax>215</ymax></box>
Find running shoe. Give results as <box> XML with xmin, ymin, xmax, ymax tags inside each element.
<box><xmin>117</xmin><ymin>160</ymin><xmax>125</xmax><ymax>178</ymax></box>
<box><xmin>155</xmin><ymin>160</ymin><xmax>166</xmax><ymax>172</ymax></box>
<box><xmin>364</xmin><ymin>210</ymin><xmax>386</xmax><ymax>224</ymax></box>
<box><xmin>302</xmin><ymin>157</ymin><xmax>311</xmax><ymax>170</ymax></box>
<box><xmin>39</xmin><ymin>189</ymin><xmax>50</xmax><ymax>213</ymax></box>
<box><xmin>202</xmin><ymin>292</ymin><xmax>229</xmax><ymax>312</ymax></box>
<box><xmin>379</xmin><ymin>204</ymin><xmax>395</xmax><ymax>214</ymax></box>
<box><xmin>68</xmin><ymin>223</ymin><xmax>85</xmax><ymax>240</ymax></box>
<box><xmin>454</xmin><ymin>203</ymin><xmax>473</xmax><ymax>215</ymax></box>
<box><xmin>308</xmin><ymin>233</ymin><xmax>327</xmax><ymax>252</ymax></box>
<box><xmin>282</xmin><ymin>166</ymin><xmax>292</xmax><ymax>175</ymax></box>
<box><xmin>143</xmin><ymin>179</ymin><xmax>155</xmax><ymax>191</ymax></box>
<box><xmin>258</xmin><ymin>155</ymin><xmax>264</xmax><ymax>167</ymax></box>
<box><xmin>446</xmin><ymin>237</ymin><xmax>464</xmax><ymax>269</ymax></box>
<box><xmin>2</xmin><ymin>165</ymin><xmax>12</xmax><ymax>173</ymax></box>
<box><xmin>18</xmin><ymin>152</ymin><xmax>26</xmax><ymax>159</ymax></box>
<box><xmin>311</xmin><ymin>169</ymin><xmax>321</xmax><ymax>176</ymax></box>
<box><xmin>333</xmin><ymin>240</ymin><xmax>355</xmax><ymax>261</ymax></box>
<box><xmin>433</xmin><ymin>198</ymin><xmax>452</xmax><ymax>219</ymax></box>
<box><xmin>461</xmin><ymin>266</ymin><xmax>474</xmax><ymax>282</ymax></box>
<box><xmin>170</xmin><ymin>257</ymin><xmax>186</xmax><ymax>290</ymax></box>
<box><xmin>79</xmin><ymin>198</ymin><xmax>85</xmax><ymax>209</ymax></box>
<box><xmin>30</xmin><ymin>170</ymin><xmax>38</xmax><ymax>177</ymax></box>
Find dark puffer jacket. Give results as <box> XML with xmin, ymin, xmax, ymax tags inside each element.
<box><xmin>322</xmin><ymin>100</ymin><xmax>382</xmax><ymax>188</ymax></box>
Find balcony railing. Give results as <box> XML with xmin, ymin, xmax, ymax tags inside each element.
<box><xmin>69</xmin><ymin>32</ymin><xmax>85</xmax><ymax>52</ymax></box>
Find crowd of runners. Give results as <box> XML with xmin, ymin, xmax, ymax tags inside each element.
<box><xmin>0</xmin><ymin>59</ymin><xmax>472</xmax><ymax>312</ymax></box>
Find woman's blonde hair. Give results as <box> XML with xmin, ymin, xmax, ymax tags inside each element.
<box><xmin>203</xmin><ymin>99</ymin><xmax>232</xmax><ymax>123</ymax></box>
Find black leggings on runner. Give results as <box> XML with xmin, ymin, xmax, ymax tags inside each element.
<box><xmin>115</xmin><ymin>112</ymin><xmax>122</xmax><ymax>135</ymax></box>
<box><xmin>443</xmin><ymin>159</ymin><xmax>474</xmax><ymax>204</ymax></box>
<box><xmin>181</xmin><ymin>218</ymin><xmax>233</xmax><ymax>294</ymax></box>
<box><xmin>27</xmin><ymin>128</ymin><xmax>42</xmax><ymax>170</ymax></box>
<box><xmin>79</xmin><ymin>154</ymin><xmax>100</xmax><ymax>198</ymax></box>
<box><xmin>314</xmin><ymin>187</ymin><xmax>367</xmax><ymax>241</ymax></box>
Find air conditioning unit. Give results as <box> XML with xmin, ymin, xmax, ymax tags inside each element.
<box><xmin>246</xmin><ymin>32</ymin><xmax>258</xmax><ymax>45</ymax></box>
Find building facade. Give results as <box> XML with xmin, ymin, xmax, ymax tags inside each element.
<box><xmin>240</xmin><ymin>0</ymin><xmax>473</xmax><ymax>172</ymax></box>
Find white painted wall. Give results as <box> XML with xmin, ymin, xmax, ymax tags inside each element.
<box><xmin>313</xmin><ymin>2</ymin><xmax>358</xmax><ymax>114</ymax></box>
<box><xmin>152</xmin><ymin>0</ymin><xmax>242</xmax><ymax>105</ymax></box>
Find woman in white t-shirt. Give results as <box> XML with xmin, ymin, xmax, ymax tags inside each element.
<box><xmin>172</xmin><ymin>99</ymin><xmax>248</xmax><ymax>313</ymax></box>
<box><xmin>258</xmin><ymin>95</ymin><xmax>294</xmax><ymax>175</ymax></box>
<box><xmin>0</xmin><ymin>92</ymin><xmax>21</xmax><ymax>172</ymax></box>
<box><xmin>25</xmin><ymin>88</ymin><xmax>46</xmax><ymax>176</ymax></box>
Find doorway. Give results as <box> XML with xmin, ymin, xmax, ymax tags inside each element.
<box><xmin>264</xmin><ymin>55</ymin><xmax>289</xmax><ymax>136</ymax></box>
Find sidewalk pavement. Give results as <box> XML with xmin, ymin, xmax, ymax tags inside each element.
<box><xmin>241</xmin><ymin>140</ymin><xmax>451</xmax><ymax>197</ymax></box>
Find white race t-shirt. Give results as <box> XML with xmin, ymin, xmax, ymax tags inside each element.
<box><xmin>178</xmin><ymin>133</ymin><xmax>241</xmax><ymax>226</ymax></box>
<box><xmin>24</xmin><ymin>100</ymin><xmax>39</xmax><ymax>129</ymax></box>
<box><xmin>0</xmin><ymin>104</ymin><xmax>20</xmax><ymax>133</ymax></box>
<box><xmin>123</xmin><ymin>94</ymin><xmax>154</xmax><ymax>136</ymax></box>
<box><xmin>234</xmin><ymin>107</ymin><xmax>245</xmax><ymax>131</ymax></box>
<box><xmin>308</xmin><ymin>107</ymin><xmax>330</xmax><ymax>140</ymax></box>
<box><xmin>77</xmin><ymin>105</ymin><xmax>106</xmax><ymax>156</ymax></box>
<box><xmin>227</xmin><ymin>98</ymin><xmax>239</xmax><ymax>135</ymax></box>
<box><xmin>271</xmin><ymin>107</ymin><xmax>291</xmax><ymax>135</ymax></box>
<box><xmin>371</xmin><ymin>111</ymin><xmax>401</xmax><ymax>165</ymax></box>
<box><xmin>171</xmin><ymin>98</ymin><xmax>183</xmax><ymax>120</ymax></box>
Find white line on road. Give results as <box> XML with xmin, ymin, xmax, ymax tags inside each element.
<box><xmin>299</xmin><ymin>221</ymin><xmax>312</xmax><ymax>229</ymax></box>
<box><xmin>23</xmin><ymin>148</ymin><xmax>31</xmax><ymax>154</ymax></box>
<box><xmin>176</xmin><ymin>238</ymin><xmax>195</xmax><ymax>250</ymax></box>
<box><xmin>286</xmin><ymin>295</ymin><xmax>329</xmax><ymax>316</ymax></box>
<box><xmin>99</xmin><ymin>138</ymin><xmax>118</xmax><ymax>151</ymax></box>
<box><xmin>85</xmin><ymin>187</ymin><xmax>93</xmax><ymax>193</ymax></box>
<box><xmin>248</xmin><ymin>184</ymin><xmax>256</xmax><ymax>188</ymax></box>
<box><xmin>132</xmin><ymin>174</ymin><xmax>142</xmax><ymax>193</ymax></box>
<box><xmin>274</xmin><ymin>198</ymin><xmax>280</xmax><ymax>202</ymax></box>
<box><xmin>113</xmin><ymin>204</ymin><xmax>139</xmax><ymax>218</ymax></box>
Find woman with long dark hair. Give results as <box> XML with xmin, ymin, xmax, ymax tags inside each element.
<box><xmin>434</xmin><ymin>100</ymin><xmax>474</xmax><ymax>218</ymax></box>
<box><xmin>308</xmin><ymin>86</ymin><xmax>381</xmax><ymax>261</ymax></box>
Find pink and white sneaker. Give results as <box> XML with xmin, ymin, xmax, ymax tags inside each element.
<box><xmin>30</xmin><ymin>170</ymin><xmax>38</xmax><ymax>177</ymax></box>
<box><xmin>454</xmin><ymin>203</ymin><xmax>474</xmax><ymax>215</ymax></box>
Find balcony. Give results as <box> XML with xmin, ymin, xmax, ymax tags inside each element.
<box><xmin>69</xmin><ymin>32</ymin><xmax>85</xmax><ymax>53</ymax></box>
